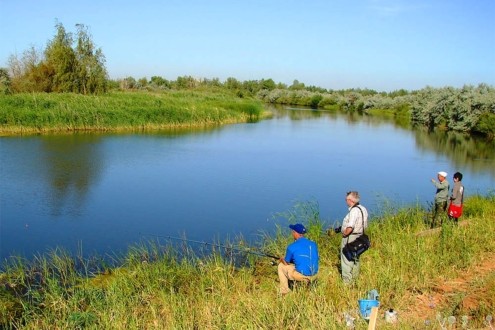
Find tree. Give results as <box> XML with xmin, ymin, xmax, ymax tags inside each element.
<box><xmin>120</xmin><ymin>76</ymin><xmax>137</xmax><ymax>89</ymax></box>
<box><xmin>175</xmin><ymin>76</ymin><xmax>197</xmax><ymax>89</ymax></box>
<box><xmin>0</xmin><ymin>68</ymin><xmax>11</xmax><ymax>94</ymax></box>
<box><xmin>242</xmin><ymin>80</ymin><xmax>261</xmax><ymax>95</ymax></box>
<box><xmin>44</xmin><ymin>22</ymin><xmax>77</xmax><ymax>92</ymax></box>
<box><xmin>138</xmin><ymin>77</ymin><xmax>148</xmax><ymax>88</ymax></box>
<box><xmin>74</xmin><ymin>24</ymin><xmax>108</xmax><ymax>94</ymax></box>
<box><xmin>260</xmin><ymin>78</ymin><xmax>276</xmax><ymax>91</ymax></box>
<box><xmin>289</xmin><ymin>79</ymin><xmax>305</xmax><ymax>90</ymax></box>
<box><xmin>150</xmin><ymin>76</ymin><xmax>170</xmax><ymax>88</ymax></box>
<box><xmin>225</xmin><ymin>77</ymin><xmax>241</xmax><ymax>90</ymax></box>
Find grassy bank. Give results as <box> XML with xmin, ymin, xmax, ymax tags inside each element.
<box><xmin>1</xmin><ymin>195</ymin><xmax>494</xmax><ymax>329</ymax></box>
<box><xmin>0</xmin><ymin>91</ymin><xmax>265</xmax><ymax>135</ymax></box>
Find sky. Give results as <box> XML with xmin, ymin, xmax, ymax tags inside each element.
<box><xmin>1</xmin><ymin>0</ymin><xmax>494</xmax><ymax>92</ymax></box>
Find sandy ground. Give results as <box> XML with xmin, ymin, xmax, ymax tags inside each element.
<box><xmin>399</xmin><ymin>253</ymin><xmax>495</xmax><ymax>328</ymax></box>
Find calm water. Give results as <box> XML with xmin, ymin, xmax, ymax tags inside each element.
<box><xmin>1</xmin><ymin>107</ymin><xmax>494</xmax><ymax>262</ymax></box>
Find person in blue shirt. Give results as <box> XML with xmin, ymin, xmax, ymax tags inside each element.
<box><xmin>278</xmin><ymin>223</ymin><xmax>319</xmax><ymax>294</ymax></box>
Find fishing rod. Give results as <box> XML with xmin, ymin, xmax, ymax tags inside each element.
<box><xmin>142</xmin><ymin>234</ymin><xmax>280</xmax><ymax>260</ymax></box>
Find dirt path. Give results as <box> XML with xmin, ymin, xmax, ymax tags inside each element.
<box><xmin>400</xmin><ymin>254</ymin><xmax>495</xmax><ymax>326</ymax></box>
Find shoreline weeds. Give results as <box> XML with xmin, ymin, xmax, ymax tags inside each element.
<box><xmin>0</xmin><ymin>117</ymin><xmax>251</xmax><ymax>136</ymax></box>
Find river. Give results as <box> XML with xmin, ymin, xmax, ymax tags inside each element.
<box><xmin>1</xmin><ymin>107</ymin><xmax>494</xmax><ymax>262</ymax></box>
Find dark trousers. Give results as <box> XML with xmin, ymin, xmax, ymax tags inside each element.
<box><xmin>432</xmin><ymin>201</ymin><xmax>447</xmax><ymax>228</ymax></box>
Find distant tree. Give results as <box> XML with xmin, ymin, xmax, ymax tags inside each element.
<box><xmin>175</xmin><ymin>75</ymin><xmax>197</xmax><ymax>89</ymax></box>
<box><xmin>74</xmin><ymin>24</ymin><xmax>108</xmax><ymax>94</ymax></box>
<box><xmin>309</xmin><ymin>94</ymin><xmax>323</xmax><ymax>108</ymax></box>
<box><xmin>306</xmin><ymin>85</ymin><xmax>328</xmax><ymax>93</ymax></box>
<box><xmin>260</xmin><ymin>78</ymin><xmax>276</xmax><ymax>91</ymax></box>
<box><xmin>200</xmin><ymin>77</ymin><xmax>222</xmax><ymax>88</ymax></box>
<box><xmin>225</xmin><ymin>77</ymin><xmax>241</xmax><ymax>90</ymax></box>
<box><xmin>289</xmin><ymin>79</ymin><xmax>305</xmax><ymax>90</ymax></box>
<box><xmin>210</xmin><ymin>77</ymin><xmax>222</xmax><ymax>87</ymax></box>
<box><xmin>138</xmin><ymin>77</ymin><xmax>148</xmax><ymax>88</ymax></box>
<box><xmin>44</xmin><ymin>22</ymin><xmax>77</xmax><ymax>92</ymax></box>
<box><xmin>410</xmin><ymin>86</ymin><xmax>436</xmax><ymax>130</ymax></box>
<box><xmin>120</xmin><ymin>76</ymin><xmax>137</xmax><ymax>89</ymax></box>
<box><xmin>355</xmin><ymin>88</ymin><xmax>378</xmax><ymax>96</ymax></box>
<box><xmin>0</xmin><ymin>68</ymin><xmax>11</xmax><ymax>94</ymax></box>
<box><xmin>150</xmin><ymin>76</ymin><xmax>170</xmax><ymax>88</ymax></box>
<box><xmin>473</xmin><ymin>112</ymin><xmax>495</xmax><ymax>138</ymax></box>
<box><xmin>388</xmin><ymin>89</ymin><xmax>409</xmax><ymax>97</ymax></box>
<box><xmin>242</xmin><ymin>80</ymin><xmax>261</xmax><ymax>95</ymax></box>
<box><xmin>7</xmin><ymin>46</ymin><xmax>46</xmax><ymax>92</ymax></box>
<box><xmin>257</xmin><ymin>88</ymin><xmax>285</xmax><ymax>103</ymax></box>
<box><xmin>340</xmin><ymin>92</ymin><xmax>363</xmax><ymax>112</ymax></box>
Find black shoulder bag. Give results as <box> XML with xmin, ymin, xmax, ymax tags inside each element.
<box><xmin>342</xmin><ymin>205</ymin><xmax>371</xmax><ymax>262</ymax></box>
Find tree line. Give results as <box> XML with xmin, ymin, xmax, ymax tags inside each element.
<box><xmin>1</xmin><ymin>23</ymin><xmax>494</xmax><ymax>138</ymax></box>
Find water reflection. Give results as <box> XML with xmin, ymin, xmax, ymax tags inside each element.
<box><xmin>272</xmin><ymin>106</ymin><xmax>495</xmax><ymax>179</ymax></box>
<box><xmin>414</xmin><ymin>130</ymin><xmax>495</xmax><ymax>178</ymax></box>
<box><xmin>138</xmin><ymin>125</ymin><xmax>225</xmax><ymax>138</ymax></box>
<box><xmin>268</xmin><ymin>105</ymin><xmax>338</xmax><ymax>121</ymax></box>
<box><xmin>40</xmin><ymin>134</ymin><xmax>104</xmax><ymax>216</ymax></box>
<box><xmin>40</xmin><ymin>126</ymin><xmax>232</xmax><ymax>214</ymax></box>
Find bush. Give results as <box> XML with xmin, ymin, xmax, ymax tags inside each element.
<box><xmin>473</xmin><ymin>112</ymin><xmax>495</xmax><ymax>138</ymax></box>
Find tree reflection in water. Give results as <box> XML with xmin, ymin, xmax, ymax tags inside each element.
<box><xmin>414</xmin><ymin>130</ymin><xmax>495</xmax><ymax>179</ymax></box>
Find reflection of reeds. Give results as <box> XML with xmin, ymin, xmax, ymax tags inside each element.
<box><xmin>0</xmin><ymin>91</ymin><xmax>265</xmax><ymax>135</ymax></box>
<box><xmin>1</xmin><ymin>194</ymin><xmax>494</xmax><ymax>328</ymax></box>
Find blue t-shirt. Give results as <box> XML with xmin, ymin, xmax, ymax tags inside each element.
<box><xmin>284</xmin><ymin>237</ymin><xmax>319</xmax><ymax>276</ymax></box>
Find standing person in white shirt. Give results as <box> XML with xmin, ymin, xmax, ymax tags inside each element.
<box><xmin>338</xmin><ymin>191</ymin><xmax>368</xmax><ymax>284</ymax></box>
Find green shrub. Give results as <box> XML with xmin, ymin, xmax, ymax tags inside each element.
<box><xmin>473</xmin><ymin>112</ymin><xmax>495</xmax><ymax>138</ymax></box>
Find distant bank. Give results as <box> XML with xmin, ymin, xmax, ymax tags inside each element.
<box><xmin>0</xmin><ymin>90</ymin><xmax>265</xmax><ymax>136</ymax></box>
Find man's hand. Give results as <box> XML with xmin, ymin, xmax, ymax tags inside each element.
<box><xmin>327</xmin><ymin>226</ymin><xmax>341</xmax><ymax>236</ymax></box>
<box><xmin>342</xmin><ymin>227</ymin><xmax>353</xmax><ymax>238</ymax></box>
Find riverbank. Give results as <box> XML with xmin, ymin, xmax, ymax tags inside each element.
<box><xmin>0</xmin><ymin>90</ymin><xmax>266</xmax><ymax>136</ymax></box>
<box><xmin>1</xmin><ymin>195</ymin><xmax>494</xmax><ymax>329</ymax></box>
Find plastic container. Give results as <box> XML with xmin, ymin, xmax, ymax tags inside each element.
<box><xmin>358</xmin><ymin>299</ymin><xmax>380</xmax><ymax>320</ymax></box>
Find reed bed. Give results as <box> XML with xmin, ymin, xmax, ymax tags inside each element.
<box><xmin>0</xmin><ymin>91</ymin><xmax>265</xmax><ymax>135</ymax></box>
<box><xmin>1</xmin><ymin>194</ymin><xmax>494</xmax><ymax>329</ymax></box>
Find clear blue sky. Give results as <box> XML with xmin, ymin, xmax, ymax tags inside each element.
<box><xmin>1</xmin><ymin>0</ymin><xmax>494</xmax><ymax>91</ymax></box>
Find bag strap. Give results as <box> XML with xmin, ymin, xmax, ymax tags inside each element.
<box><xmin>344</xmin><ymin>204</ymin><xmax>366</xmax><ymax>245</ymax></box>
<box><xmin>351</xmin><ymin>204</ymin><xmax>365</xmax><ymax>235</ymax></box>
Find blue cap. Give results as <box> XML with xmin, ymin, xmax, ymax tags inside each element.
<box><xmin>289</xmin><ymin>223</ymin><xmax>307</xmax><ymax>234</ymax></box>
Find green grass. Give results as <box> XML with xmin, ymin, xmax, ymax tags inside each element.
<box><xmin>0</xmin><ymin>91</ymin><xmax>265</xmax><ymax>135</ymax></box>
<box><xmin>1</xmin><ymin>194</ymin><xmax>494</xmax><ymax>329</ymax></box>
